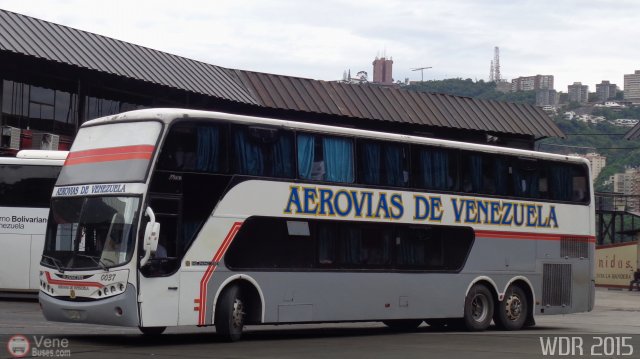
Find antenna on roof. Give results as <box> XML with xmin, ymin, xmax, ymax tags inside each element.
<box><xmin>410</xmin><ymin>66</ymin><xmax>433</xmax><ymax>83</ymax></box>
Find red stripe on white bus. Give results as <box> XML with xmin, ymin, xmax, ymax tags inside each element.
<box><xmin>197</xmin><ymin>222</ymin><xmax>243</xmax><ymax>326</ymax></box>
<box><xmin>45</xmin><ymin>272</ymin><xmax>104</xmax><ymax>288</ymax></box>
<box><xmin>65</xmin><ymin>145</ymin><xmax>154</xmax><ymax>166</ymax></box>
<box><xmin>475</xmin><ymin>230</ymin><xmax>595</xmax><ymax>243</ymax></box>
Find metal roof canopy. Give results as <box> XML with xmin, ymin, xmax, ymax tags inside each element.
<box><xmin>0</xmin><ymin>9</ymin><xmax>564</xmax><ymax>140</ymax></box>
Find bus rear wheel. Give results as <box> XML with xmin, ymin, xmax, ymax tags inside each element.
<box><xmin>383</xmin><ymin>319</ymin><xmax>422</xmax><ymax>331</ymax></box>
<box><xmin>215</xmin><ymin>285</ymin><xmax>246</xmax><ymax>342</ymax></box>
<box><xmin>139</xmin><ymin>326</ymin><xmax>166</xmax><ymax>336</ymax></box>
<box><xmin>494</xmin><ymin>285</ymin><xmax>528</xmax><ymax>330</ymax></box>
<box><xmin>463</xmin><ymin>283</ymin><xmax>494</xmax><ymax>331</ymax></box>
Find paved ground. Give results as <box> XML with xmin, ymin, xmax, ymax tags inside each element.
<box><xmin>1</xmin><ymin>288</ymin><xmax>640</xmax><ymax>358</ymax></box>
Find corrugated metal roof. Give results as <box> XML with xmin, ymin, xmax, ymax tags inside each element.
<box><xmin>0</xmin><ymin>9</ymin><xmax>257</xmax><ymax>105</ymax></box>
<box><xmin>237</xmin><ymin>70</ymin><xmax>564</xmax><ymax>138</ymax></box>
<box><xmin>0</xmin><ymin>9</ymin><xmax>564</xmax><ymax>139</ymax></box>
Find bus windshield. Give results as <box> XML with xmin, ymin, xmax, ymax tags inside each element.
<box><xmin>42</xmin><ymin>196</ymin><xmax>140</xmax><ymax>270</ymax></box>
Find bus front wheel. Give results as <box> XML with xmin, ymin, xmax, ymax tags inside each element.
<box><xmin>215</xmin><ymin>285</ymin><xmax>246</xmax><ymax>342</ymax></box>
<box><xmin>463</xmin><ymin>283</ymin><xmax>494</xmax><ymax>331</ymax></box>
<box><xmin>494</xmin><ymin>285</ymin><xmax>528</xmax><ymax>330</ymax></box>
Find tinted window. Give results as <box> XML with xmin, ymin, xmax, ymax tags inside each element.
<box><xmin>412</xmin><ymin>146</ymin><xmax>457</xmax><ymax>191</ymax></box>
<box><xmin>232</xmin><ymin>126</ymin><xmax>294</xmax><ymax>178</ymax></box>
<box><xmin>297</xmin><ymin>133</ymin><xmax>354</xmax><ymax>183</ymax></box>
<box><xmin>158</xmin><ymin>122</ymin><xmax>227</xmax><ymax>173</ymax></box>
<box><xmin>358</xmin><ymin>141</ymin><xmax>409</xmax><ymax>187</ymax></box>
<box><xmin>0</xmin><ymin>165</ymin><xmax>60</xmax><ymax>207</ymax></box>
<box><xmin>226</xmin><ymin>217</ymin><xmax>474</xmax><ymax>271</ymax></box>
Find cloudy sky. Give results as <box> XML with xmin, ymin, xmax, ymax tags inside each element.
<box><xmin>1</xmin><ymin>0</ymin><xmax>638</xmax><ymax>91</ymax></box>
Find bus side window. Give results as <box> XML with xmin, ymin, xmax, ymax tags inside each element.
<box><xmin>412</xmin><ymin>146</ymin><xmax>455</xmax><ymax>191</ymax></box>
<box><xmin>232</xmin><ymin>126</ymin><xmax>294</xmax><ymax>178</ymax></box>
<box><xmin>358</xmin><ymin>141</ymin><xmax>409</xmax><ymax>187</ymax></box>
<box><xmin>297</xmin><ymin>133</ymin><xmax>354</xmax><ymax>183</ymax></box>
<box><xmin>158</xmin><ymin>123</ymin><xmax>225</xmax><ymax>173</ymax></box>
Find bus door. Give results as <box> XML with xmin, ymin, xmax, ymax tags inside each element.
<box><xmin>138</xmin><ymin>194</ymin><xmax>182</xmax><ymax>327</ymax></box>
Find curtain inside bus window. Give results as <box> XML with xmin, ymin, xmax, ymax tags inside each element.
<box><xmin>397</xmin><ymin>229</ymin><xmax>426</xmax><ymax>266</ymax></box>
<box><xmin>550</xmin><ymin>164</ymin><xmax>573</xmax><ymax>201</ymax></box>
<box><xmin>384</xmin><ymin>144</ymin><xmax>406</xmax><ymax>187</ymax></box>
<box><xmin>272</xmin><ymin>133</ymin><xmax>294</xmax><ymax>178</ymax></box>
<box><xmin>494</xmin><ymin>158</ymin><xmax>508</xmax><ymax>196</ymax></box>
<box><xmin>195</xmin><ymin>126</ymin><xmax>219</xmax><ymax>172</ymax></box>
<box><xmin>318</xmin><ymin>223</ymin><xmax>335</xmax><ymax>265</ymax></box>
<box><xmin>233</xmin><ymin>128</ymin><xmax>264</xmax><ymax>176</ymax></box>
<box><xmin>512</xmin><ymin>162</ymin><xmax>540</xmax><ymax>198</ymax></box>
<box><xmin>339</xmin><ymin>226</ymin><xmax>362</xmax><ymax>265</ymax></box>
<box><xmin>361</xmin><ymin>142</ymin><xmax>381</xmax><ymax>184</ymax></box>
<box><xmin>417</xmin><ymin>149</ymin><xmax>450</xmax><ymax>190</ymax></box>
<box><xmin>297</xmin><ymin>134</ymin><xmax>315</xmax><ymax>179</ymax></box>
<box><xmin>466</xmin><ymin>155</ymin><xmax>483</xmax><ymax>192</ymax></box>
<box><xmin>323</xmin><ymin>137</ymin><xmax>354</xmax><ymax>183</ymax></box>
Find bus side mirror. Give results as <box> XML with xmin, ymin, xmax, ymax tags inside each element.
<box><xmin>140</xmin><ymin>207</ymin><xmax>161</xmax><ymax>267</ymax></box>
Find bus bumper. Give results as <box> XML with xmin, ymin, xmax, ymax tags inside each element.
<box><xmin>39</xmin><ymin>283</ymin><xmax>139</xmax><ymax>327</ymax></box>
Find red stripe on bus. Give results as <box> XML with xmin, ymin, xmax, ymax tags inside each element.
<box><xmin>65</xmin><ymin>152</ymin><xmax>152</xmax><ymax>166</ymax></box>
<box><xmin>65</xmin><ymin>145</ymin><xmax>154</xmax><ymax>166</ymax></box>
<box><xmin>475</xmin><ymin>230</ymin><xmax>595</xmax><ymax>243</ymax></box>
<box><xmin>45</xmin><ymin>272</ymin><xmax>104</xmax><ymax>288</ymax></box>
<box><xmin>68</xmin><ymin>145</ymin><xmax>155</xmax><ymax>159</ymax></box>
<box><xmin>197</xmin><ymin>222</ymin><xmax>243</xmax><ymax>326</ymax></box>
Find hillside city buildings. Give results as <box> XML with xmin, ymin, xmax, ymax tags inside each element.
<box><xmin>568</xmin><ymin>82</ymin><xmax>589</xmax><ymax>104</ymax></box>
<box><xmin>625</xmin><ymin>70</ymin><xmax>640</xmax><ymax>104</ymax></box>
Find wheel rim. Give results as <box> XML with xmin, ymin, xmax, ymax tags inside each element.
<box><xmin>231</xmin><ymin>298</ymin><xmax>245</xmax><ymax>329</ymax></box>
<box><xmin>471</xmin><ymin>293</ymin><xmax>489</xmax><ymax>322</ymax></box>
<box><xmin>505</xmin><ymin>292</ymin><xmax>523</xmax><ymax>321</ymax></box>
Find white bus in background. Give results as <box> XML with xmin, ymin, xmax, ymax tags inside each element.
<box><xmin>39</xmin><ymin>109</ymin><xmax>595</xmax><ymax>341</ymax></box>
<box><xmin>0</xmin><ymin>150</ymin><xmax>67</xmax><ymax>296</ymax></box>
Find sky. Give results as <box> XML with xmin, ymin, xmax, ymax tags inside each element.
<box><xmin>0</xmin><ymin>0</ymin><xmax>638</xmax><ymax>92</ymax></box>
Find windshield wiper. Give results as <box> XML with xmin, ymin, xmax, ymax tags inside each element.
<box><xmin>74</xmin><ymin>254</ymin><xmax>110</xmax><ymax>271</ymax></box>
<box><xmin>41</xmin><ymin>255</ymin><xmax>65</xmax><ymax>273</ymax></box>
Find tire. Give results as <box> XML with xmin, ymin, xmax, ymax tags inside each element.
<box><xmin>139</xmin><ymin>326</ymin><xmax>166</xmax><ymax>336</ymax></box>
<box><xmin>463</xmin><ymin>284</ymin><xmax>494</xmax><ymax>331</ymax></box>
<box><xmin>215</xmin><ymin>285</ymin><xmax>246</xmax><ymax>342</ymax></box>
<box><xmin>494</xmin><ymin>285</ymin><xmax>528</xmax><ymax>330</ymax></box>
<box><xmin>383</xmin><ymin>319</ymin><xmax>423</xmax><ymax>331</ymax></box>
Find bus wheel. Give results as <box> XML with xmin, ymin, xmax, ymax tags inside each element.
<box><xmin>463</xmin><ymin>284</ymin><xmax>494</xmax><ymax>331</ymax></box>
<box><xmin>494</xmin><ymin>285</ymin><xmax>527</xmax><ymax>330</ymax></box>
<box><xmin>215</xmin><ymin>285</ymin><xmax>246</xmax><ymax>342</ymax></box>
<box><xmin>139</xmin><ymin>326</ymin><xmax>166</xmax><ymax>335</ymax></box>
<box><xmin>383</xmin><ymin>319</ymin><xmax>422</xmax><ymax>331</ymax></box>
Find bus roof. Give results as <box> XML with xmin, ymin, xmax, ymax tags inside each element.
<box><xmin>0</xmin><ymin>150</ymin><xmax>67</xmax><ymax>166</ymax></box>
<box><xmin>83</xmin><ymin>108</ymin><xmax>590</xmax><ymax>167</ymax></box>
<box><xmin>17</xmin><ymin>150</ymin><xmax>69</xmax><ymax>160</ymax></box>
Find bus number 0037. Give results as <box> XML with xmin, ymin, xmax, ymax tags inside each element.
<box><xmin>100</xmin><ymin>274</ymin><xmax>116</xmax><ymax>282</ymax></box>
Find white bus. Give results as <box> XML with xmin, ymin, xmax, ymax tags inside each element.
<box><xmin>39</xmin><ymin>109</ymin><xmax>595</xmax><ymax>340</ymax></box>
<box><xmin>0</xmin><ymin>150</ymin><xmax>67</xmax><ymax>296</ymax></box>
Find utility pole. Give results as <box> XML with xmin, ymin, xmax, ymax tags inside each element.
<box><xmin>411</xmin><ymin>66</ymin><xmax>432</xmax><ymax>82</ymax></box>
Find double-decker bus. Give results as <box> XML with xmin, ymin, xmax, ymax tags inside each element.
<box><xmin>0</xmin><ymin>150</ymin><xmax>66</xmax><ymax>296</ymax></box>
<box><xmin>39</xmin><ymin>109</ymin><xmax>595</xmax><ymax>341</ymax></box>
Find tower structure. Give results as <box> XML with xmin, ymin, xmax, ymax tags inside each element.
<box><xmin>372</xmin><ymin>53</ymin><xmax>393</xmax><ymax>85</ymax></box>
<box><xmin>489</xmin><ymin>60</ymin><xmax>494</xmax><ymax>82</ymax></box>
<box><xmin>493</xmin><ymin>46</ymin><xmax>501</xmax><ymax>82</ymax></box>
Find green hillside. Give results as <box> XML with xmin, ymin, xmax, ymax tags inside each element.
<box><xmin>405</xmin><ymin>78</ymin><xmax>536</xmax><ymax>104</ymax></box>
<box><xmin>404</xmin><ymin>78</ymin><xmax>640</xmax><ymax>191</ymax></box>
<box><xmin>537</xmin><ymin>119</ymin><xmax>637</xmax><ymax>191</ymax></box>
